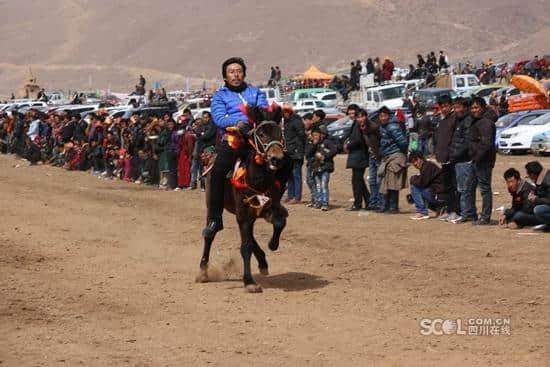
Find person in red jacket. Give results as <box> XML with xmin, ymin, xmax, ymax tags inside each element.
<box><xmin>177</xmin><ymin>123</ymin><xmax>195</xmax><ymax>189</ymax></box>
<box><xmin>382</xmin><ymin>57</ymin><xmax>394</xmax><ymax>82</ymax></box>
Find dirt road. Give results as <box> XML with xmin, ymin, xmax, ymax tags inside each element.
<box><xmin>1</xmin><ymin>154</ymin><xmax>549</xmax><ymax>366</ymax></box>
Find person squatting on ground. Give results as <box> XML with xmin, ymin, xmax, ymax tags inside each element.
<box><xmin>525</xmin><ymin>161</ymin><xmax>550</xmax><ymax>232</ymax></box>
<box><xmin>408</xmin><ymin>150</ymin><xmax>447</xmax><ymax>220</ymax></box>
<box><xmin>499</xmin><ymin>168</ymin><xmax>540</xmax><ymax>229</ymax></box>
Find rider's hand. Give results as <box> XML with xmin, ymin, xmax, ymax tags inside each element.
<box><xmin>236</xmin><ymin>121</ymin><xmax>247</xmax><ymax>130</ymax></box>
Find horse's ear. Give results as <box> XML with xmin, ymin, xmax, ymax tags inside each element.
<box><xmin>270</xmin><ymin>103</ymin><xmax>282</xmax><ymax>123</ymax></box>
<box><xmin>263</xmin><ymin>103</ymin><xmax>282</xmax><ymax>123</ymax></box>
<box><xmin>240</xmin><ymin>104</ymin><xmax>263</xmax><ymax>127</ymax></box>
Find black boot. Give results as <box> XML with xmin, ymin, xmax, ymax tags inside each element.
<box><xmin>386</xmin><ymin>190</ymin><xmax>399</xmax><ymax>214</ymax></box>
<box><xmin>202</xmin><ymin>217</ymin><xmax>223</xmax><ymax>238</ymax></box>
<box><xmin>377</xmin><ymin>194</ymin><xmax>389</xmax><ymax>213</ymax></box>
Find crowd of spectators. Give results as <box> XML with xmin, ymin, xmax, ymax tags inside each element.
<box><xmin>0</xmin><ymin>107</ymin><xmax>217</xmax><ymax>191</ymax></box>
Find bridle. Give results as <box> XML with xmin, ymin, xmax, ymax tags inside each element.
<box><xmin>249</xmin><ymin>121</ymin><xmax>284</xmax><ymax>158</ymax></box>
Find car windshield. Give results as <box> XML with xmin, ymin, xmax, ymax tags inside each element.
<box><xmin>414</xmin><ymin>91</ymin><xmax>445</xmax><ymax>105</ymax></box>
<box><xmin>380</xmin><ymin>86</ymin><xmax>404</xmax><ymax>100</ymax></box>
<box><xmin>529</xmin><ymin>113</ymin><xmax>550</xmax><ymax>125</ymax></box>
<box><xmin>495</xmin><ymin>113</ymin><xmax>520</xmax><ymax>128</ymax></box>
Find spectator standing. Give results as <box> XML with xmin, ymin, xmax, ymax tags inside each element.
<box><xmin>448</xmin><ymin>97</ymin><xmax>477</xmax><ymax>223</ymax></box>
<box><xmin>377</xmin><ymin>106</ymin><xmax>408</xmax><ymax>213</ymax></box>
<box><xmin>433</xmin><ymin>95</ymin><xmax>459</xmax><ymax>221</ymax></box>
<box><xmin>345</xmin><ymin>109</ymin><xmax>370</xmax><ymax>211</ymax></box>
<box><xmin>468</xmin><ymin>97</ymin><xmax>496</xmax><ymax>225</ymax></box>
<box><xmin>305</xmin><ymin>125</ymin><xmax>337</xmax><ymax>211</ymax></box>
<box><xmin>282</xmin><ymin>106</ymin><xmax>306</xmax><ymax>204</ymax></box>
<box><xmin>361</xmin><ymin>110</ymin><xmax>383</xmax><ymax>210</ymax></box>
<box><xmin>177</xmin><ymin>120</ymin><xmax>195</xmax><ymax>190</ymax></box>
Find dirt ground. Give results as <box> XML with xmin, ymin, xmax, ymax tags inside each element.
<box><xmin>1</xmin><ymin>153</ymin><xmax>549</xmax><ymax>366</ymax></box>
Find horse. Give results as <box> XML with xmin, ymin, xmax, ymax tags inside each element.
<box><xmin>197</xmin><ymin>106</ymin><xmax>289</xmax><ymax>293</ymax></box>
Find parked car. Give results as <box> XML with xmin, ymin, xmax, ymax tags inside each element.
<box><xmin>284</xmin><ymin>88</ymin><xmax>333</xmax><ymax>104</ymax></box>
<box><xmin>293</xmin><ymin>99</ymin><xmax>339</xmax><ymax>116</ymax></box>
<box><xmin>450</xmin><ymin>74</ymin><xmax>481</xmax><ymax>96</ymax></box>
<box><xmin>495</xmin><ymin>110</ymin><xmax>550</xmax><ymax>145</ymax></box>
<box><xmin>495</xmin><ymin>86</ymin><xmax>520</xmax><ymax>97</ymax></box>
<box><xmin>471</xmin><ymin>84</ymin><xmax>503</xmax><ymax>102</ymax></box>
<box><xmin>530</xmin><ymin>130</ymin><xmax>550</xmax><ymax>155</ymax></box>
<box><xmin>47</xmin><ymin>92</ymin><xmax>69</xmax><ymax>105</ymax></box>
<box><xmin>412</xmin><ymin>88</ymin><xmax>457</xmax><ymax>111</ymax></box>
<box><xmin>260</xmin><ymin>87</ymin><xmax>282</xmax><ymax>105</ymax></box>
<box><xmin>498</xmin><ymin>112</ymin><xmax>550</xmax><ymax>154</ymax></box>
<box><xmin>122</xmin><ymin>104</ymin><xmax>177</xmax><ymax>120</ymax></box>
<box><xmin>311</xmin><ymin>91</ymin><xmax>342</xmax><ymax>109</ymax></box>
<box><xmin>349</xmin><ymin>83</ymin><xmax>406</xmax><ymax>111</ymax></box>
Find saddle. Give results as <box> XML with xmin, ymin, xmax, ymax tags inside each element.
<box><xmin>202</xmin><ymin>154</ymin><xmax>273</xmax><ymax>216</ymax></box>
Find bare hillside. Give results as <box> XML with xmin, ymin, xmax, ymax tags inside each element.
<box><xmin>0</xmin><ymin>0</ymin><xmax>549</xmax><ymax>95</ymax></box>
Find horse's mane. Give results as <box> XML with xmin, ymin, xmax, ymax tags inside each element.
<box><xmin>240</xmin><ymin>103</ymin><xmax>282</xmax><ymax>128</ymax></box>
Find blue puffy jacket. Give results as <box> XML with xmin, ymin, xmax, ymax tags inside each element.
<box><xmin>210</xmin><ymin>85</ymin><xmax>268</xmax><ymax>136</ymax></box>
<box><xmin>379</xmin><ymin>121</ymin><xmax>408</xmax><ymax>157</ymax></box>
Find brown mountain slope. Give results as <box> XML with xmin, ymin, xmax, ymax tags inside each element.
<box><xmin>0</xmin><ymin>0</ymin><xmax>549</xmax><ymax>95</ymax></box>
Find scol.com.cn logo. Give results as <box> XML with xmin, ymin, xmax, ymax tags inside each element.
<box><xmin>420</xmin><ymin>318</ymin><xmax>511</xmax><ymax>336</ymax></box>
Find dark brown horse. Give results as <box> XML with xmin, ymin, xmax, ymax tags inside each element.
<box><xmin>197</xmin><ymin>106</ymin><xmax>288</xmax><ymax>292</ymax></box>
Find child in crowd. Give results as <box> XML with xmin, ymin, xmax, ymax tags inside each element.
<box><xmin>305</xmin><ymin>125</ymin><xmax>337</xmax><ymax>211</ymax></box>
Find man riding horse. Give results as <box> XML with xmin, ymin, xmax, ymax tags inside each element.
<box><xmin>203</xmin><ymin>57</ymin><xmax>269</xmax><ymax>237</ymax></box>
<box><xmin>199</xmin><ymin>57</ymin><xmax>291</xmax><ymax>292</ymax></box>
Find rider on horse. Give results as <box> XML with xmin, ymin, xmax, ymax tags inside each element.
<box><xmin>202</xmin><ymin>57</ymin><xmax>269</xmax><ymax>238</ymax></box>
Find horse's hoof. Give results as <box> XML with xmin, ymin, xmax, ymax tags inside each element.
<box><xmin>268</xmin><ymin>240</ymin><xmax>279</xmax><ymax>251</ymax></box>
<box><xmin>245</xmin><ymin>284</ymin><xmax>263</xmax><ymax>293</ymax></box>
<box><xmin>195</xmin><ymin>269</ymin><xmax>209</xmax><ymax>283</ymax></box>
<box><xmin>259</xmin><ymin>267</ymin><xmax>269</xmax><ymax>276</ymax></box>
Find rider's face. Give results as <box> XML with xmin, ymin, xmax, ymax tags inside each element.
<box><xmin>225</xmin><ymin>63</ymin><xmax>244</xmax><ymax>87</ymax></box>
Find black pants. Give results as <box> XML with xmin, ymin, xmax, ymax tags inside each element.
<box><xmin>208</xmin><ymin>143</ymin><xmax>246</xmax><ymax>220</ymax></box>
<box><xmin>351</xmin><ymin>167</ymin><xmax>370</xmax><ymax>208</ymax></box>
<box><xmin>441</xmin><ymin>163</ymin><xmax>458</xmax><ymax>213</ymax></box>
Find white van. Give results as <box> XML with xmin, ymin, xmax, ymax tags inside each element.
<box><xmin>350</xmin><ymin>84</ymin><xmax>406</xmax><ymax>111</ymax></box>
<box><xmin>260</xmin><ymin>87</ymin><xmax>282</xmax><ymax>105</ymax></box>
<box><xmin>435</xmin><ymin>74</ymin><xmax>480</xmax><ymax>96</ymax></box>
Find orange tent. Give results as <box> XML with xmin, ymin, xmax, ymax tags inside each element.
<box><xmin>300</xmin><ymin>65</ymin><xmax>334</xmax><ymax>81</ymax></box>
<box><xmin>511</xmin><ymin>75</ymin><xmax>547</xmax><ymax>96</ymax></box>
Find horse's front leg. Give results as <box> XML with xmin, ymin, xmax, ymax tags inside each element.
<box><xmin>196</xmin><ymin>227</ymin><xmax>216</xmax><ymax>283</ymax></box>
<box><xmin>268</xmin><ymin>212</ymin><xmax>286</xmax><ymax>251</ymax></box>
<box><xmin>238</xmin><ymin>218</ymin><xmax>262</xmax><ymax>293</ymax></box>
<box><xmin>267</xmin><ymin>191</ymin><xmax>288</xmax><ymax>251</ymax></box>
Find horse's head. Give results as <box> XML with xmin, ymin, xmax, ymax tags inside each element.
<box><xmin>246</xmin><ymin>105</ymin><xmax>285</xmax><ymax>171</ymax></box>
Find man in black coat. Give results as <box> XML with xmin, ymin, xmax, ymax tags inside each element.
<box><xmin>433</xmin><ymin>95</ymin><xmax>458</xmax><ymax>221</ymax></box>
<box><xmin>448</xmin><ymin>98</ymin><xmax>477</xmax><ymax>223</ymax></box>
<box><xmin>500</xmin><ymin>168</ymin><xmax>540</xmax><ymax>229</ymax></box>
<box><xmin>344</xmin><ymin>109</ymin><xmax>370</xmax><ymax>210</ymax></box>
<box><xmin>61</xmin><ymin>113</ymin><xmax>76</xmax><ymax>143</ymax></box>
<box><xmin>468</xmin><ymin>97</ymin><xmax>497</xmax><ymax>225</ymax></box>
<box><xmin>283</xmin><ymin>107</ymin><xmax>306</xmax><ymax>204</ymax></box>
